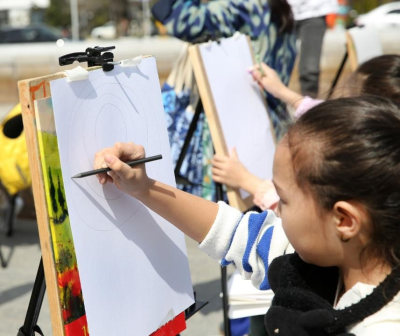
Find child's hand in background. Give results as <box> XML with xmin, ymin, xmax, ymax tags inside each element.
<box><xmin>250</xmin><ymin>62</ymin><xmax>286</xmax><ymax>98</ymax></box>
<box><xmin>212</xmin><ymin>148</ymin><xmax>271</xmax><ymax>199</ymax></box>
<box><xmin>212</xmin><ymin>148</ymin><xmax>249</xmax><ymax>189</ymax></box>
<box><xmin>250</xmin><ymin>62</ymin><xmax>304</xmax><ymax>110</ymax></box>
<box><xmin>94</xmin><ymin>142</ymin><xmax>150</xmax><ymax>197</ymax></box>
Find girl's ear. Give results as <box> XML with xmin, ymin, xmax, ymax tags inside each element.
<box><xmin>332</xmin><ymin>201</ymin><xmax>368</xmax><ymax>242</ymax></box>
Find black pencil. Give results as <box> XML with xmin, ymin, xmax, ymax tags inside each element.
<box><xmin>71</xmin><ymin>154</ymin><xmax>162</xmax><ymax>179</ymax></box>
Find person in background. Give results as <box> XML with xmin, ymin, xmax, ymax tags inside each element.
<box><xmin>212</xmin><ymin>54</ymin><xmax>400</xmax><ymax>212</ymax></box>
<box><xmin>94</xmin><ymin>96</ymin><xmax>400</xmax><ymax>335</ymax></box>
<box><xmin>288</xmin><ymin>0</ymin><xmax>338</xmax><ymax>97</ymax></box>
<box><xmin>152</xmin><ymin>0</ymin><xmax>296</xmax><ymax>138</ymax></box>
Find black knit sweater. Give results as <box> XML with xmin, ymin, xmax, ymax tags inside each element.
<box><xmin>264</xmin><ymin>253</ymin><xmax>400</xmax><ymax>336</ymax></box>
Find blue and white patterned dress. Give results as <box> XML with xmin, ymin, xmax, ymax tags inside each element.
<box><xmin>155</xmin><ymin>0</ymin><xmax>297</xmax><ymax>199</ymax></box>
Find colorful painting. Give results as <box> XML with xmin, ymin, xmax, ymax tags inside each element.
<box><xmin>34</xmin><ymin>97</ymin><xmax>89</xmax><ymax>335</ymax></box>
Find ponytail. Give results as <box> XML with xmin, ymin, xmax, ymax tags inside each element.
<box><xmin>268</xmin><ymin>0</ymin><xmax>294</xmax><ymax>34</ymax></box>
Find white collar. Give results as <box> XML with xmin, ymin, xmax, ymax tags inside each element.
<box><xmin>335</xmin><ymin>281</ymin><xmax>376</xmax><ymax>310</ymax></box>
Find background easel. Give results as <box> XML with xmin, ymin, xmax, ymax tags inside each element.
<box><xmin>328</xmin><ymin>26</ymin><xmax>383</xmax><ymax>97</ymax></box>
<box><xmin>172</xmin><ymin>34</ymin><xmax>276</xmax><ymax>336</ymax></box>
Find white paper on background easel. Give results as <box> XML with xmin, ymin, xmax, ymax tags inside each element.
<box><xmin>50</xmin><ymin>58</ymin><xmax>194</xmax><ymax>336</ymax></box>
<box><xmin>348</xmin><ymin>26</ymin><xmax>383</xmax><ymax>65</ymax></box>
<box><xmin>199</xmin><ymin>35</ymin><xmax>276</xmax><ymax>198</ymax></box>
<box><xmin>228</xmin><ymin>270</ymin><xmax>273</xmax><ymax>319</ymax></box>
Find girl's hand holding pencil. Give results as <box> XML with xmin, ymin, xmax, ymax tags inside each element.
<box><xmin>94</xmin><ymin>142</ymin><xmax>151</xmax><ymax>197</ymax></box>
<box><xmin>249</xmin><ymin>62</ymin><xmax>286</xmax><ymax>98</ymax></box>
<box><xmin>94</xmin><ymin>142</ymin><xmax>219</xmax><ymax>243</ymax></box>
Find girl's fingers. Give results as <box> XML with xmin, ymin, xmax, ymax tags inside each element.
<box><xmin>107</xmin><ymin>171</ymin><xmax>115</xmax><ymax>183</ymax></box>
<box><xmin>94</xmin><ymin>156</ymin><xmax>109</xmax><ymax>184</ymax></box>
<box><xmin>112</xmin><ymin>142</ymin><xmax>145</xmax><ymax>161</ymax></box>
<box><xmin>252</xmin><ymin>69</ymin><xmax>266</xmax><ymax>83</ymax></box>
<box><xmin>213</xmin><ymin>154</ymin><xmax>227</xmax><ymax>162</ymax></box>
<box><xmin>94</xmin><ymin>142</ymin><xmax>144</xmax><ymax>184</ymax></box>
<box><xmin>261</xmin><ymin>62</ymin><xmax>271</xmax><ymax>73</ymax></box>
<box><xmin>251</xmin><ymin>69</ymin><xmax>261</xmax><ymax>81</ymax></box>
<box><xmin>104</xmin><ymin>154</ymin><xmax>134</xmax><ymax>181</ymax></box>
<box><xmin>212</xmin><ymin>155</ymin><xmax>229</xmax><ymax>169</ymax></box>
<box><xmin>211</xmin><ymin>159</ymin><xmax>225</xmax><ymax>169</ymax></box>
<box><xmin>248</xmin><ymin>64</ymin><xmax>258</xmax><ymax>72</ymax></box>
<box><xmin>230</xmin><ymin>148</ymin><xmax>239</xmax><ymax>160</ymax></box>
<box><xmin>212</xmin><ymin>175</ymin><xmax>223</xmax><ymax>183</ymax></box>
<box><xmin>211</xmin><ymin>167</ymin><xmax>224</xmax><ymax>177</ymax></box>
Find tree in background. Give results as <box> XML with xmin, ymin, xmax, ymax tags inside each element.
<box><xmin>44</xmin><ymin>0</ymin><xmax>112</xmax><ymax>38</ymax></box>
<box><xmin>79</xmin><ymin>0</ymin><xmax>112</xmax><ymax>37</ymax></box>
<box><xmin>44</xmin><ymin>0</ymin><xmax>71</xmax><ymax>29</ymax></box>
<box><xmin>350</xmin><ymin>0</ymin><xmax>395</xmax><ymax>14</ymax></box>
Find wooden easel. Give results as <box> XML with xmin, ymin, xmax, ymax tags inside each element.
<box><xmin>184</xmin><ymin>34</ymin><xmax>277</xmax><ymax>335</ymax></box>
<box><xmin>328</xmin><ymin>26</ymin><xmax>383</xmax><ymax>97</ymax></box>
<box><xmin>188</xmin><ymin>35</ymin><xmax>276</xmax><ymax>213</ymax></box>
<box><xmin>17</xmin><ymin>47</ymin><xmax>204</xmax><ymax>336</ymax></box>
<box><xmin>19</xmin><ymin>70</ymin><xmax>69</xmax><ymax>336</ymax></box>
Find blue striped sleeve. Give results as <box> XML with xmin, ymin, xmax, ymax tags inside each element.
<box><xmin>199</xmin><ymin>202</ymin><xmax>290</xmax><ymax>290</ymax></box>
<box><xmin>242</xmin><ymin>212</ymin><xmax>268</xmax><ymax>272</ymax></box>
<box><xmin>256</xmin><ymin>225</ymin><xmax>274</xmax><ymax>289</ymax></box>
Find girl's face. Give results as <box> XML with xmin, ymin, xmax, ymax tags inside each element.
<box><xmin>272</xmin><ymin>142</ymin><xmax>342</xmax><ymax>267</ymax></box>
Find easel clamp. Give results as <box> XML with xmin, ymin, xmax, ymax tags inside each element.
<box><xmin>59</xmin><ymin>46</ymin><xmax>143</xmax><ymax>82</ymax></box>
<box><xmin>59</xmin><ymin>46</ymin><xmax>116</xmax><ymax>71</ymax></box>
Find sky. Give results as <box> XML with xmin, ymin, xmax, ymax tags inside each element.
<box><xmin>0</xmin><ymin>0</ymin><xmax>50</xmax><ymax>11</ymax></box>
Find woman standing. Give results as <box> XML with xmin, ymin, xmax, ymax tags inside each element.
<box><xmin>153</xmin><ymin>0</ymin><xmax>296</xmax><ymax>138</ymax></box>
<box><xmin>152</xmin><ymin>0</ymin><xmax>296</xmax><ymax>214</ymax></box>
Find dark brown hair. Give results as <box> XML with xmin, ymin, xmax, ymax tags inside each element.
<box><xmin>334</xmin><ymin>55</ymin><xmax>400</xmax><ymax>104</ymax></box>
<box><xmin>287</xmin><ymin>96</ymin><xmax>400</xmax><ymax>268</ymax></box>
<box><xmin>357</xmin><ymin>54</ymin><xmax>400</xmax><ymax>105</ymax></box>
<box><xmin>269</xmin><ymin>0</ymin><xmax>294</xmax><ymax>34</ymax></box>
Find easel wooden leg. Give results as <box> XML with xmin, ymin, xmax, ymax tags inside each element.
<box><xmin>220</xmin><ymin>263</ymin><xmax>231</xmax><ymax>336</ymax></box>
<box><xmin>327</xmin><ymin>50</ymin><xmax>348</xmax><ymax>99</ymax></box>
<box><xmin>6</xmin><ymin>193</ymin><xmax>17</xmax><ymax>237</ymax></box>
<box><xmin>0</xmin><ymin>241</ymin><xmax>6</xmax><ymax>268</ymax></box>
<box><xmin>174</xmin><ymin>99</ymin><xmax>204</xmax><ymax>186</ymax></box>
<box><xmin>0</xmin><ymin>191</ymin><xmax>17</xmax><ymax>268</ymax></box>
<box><xmin>17</xmin><ymin>258</ymin><xmax>45</xmax><ymax>336</ymax></box>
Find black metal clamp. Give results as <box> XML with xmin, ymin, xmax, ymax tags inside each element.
<box><xmin>59</xmin><ymin>46</ymin><xmax>116</xmax><ymax>71</ymax></box>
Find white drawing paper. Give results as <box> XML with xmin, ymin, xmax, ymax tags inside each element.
<box><xmin>348</xmin><ymin>27</ymin><xmax>383</xmax><ymax>65</ymax></box>
<box><xmin>199</xmin><ymin>35</ymin><xmax>276</xmax><ymax>198</ymax></box>
<box><xmin>50</xmin><ymin>58</ymin><xmax>194</xmax><ymax>336</ymax></box>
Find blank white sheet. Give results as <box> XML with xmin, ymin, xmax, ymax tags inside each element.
<box><xmin>50</xmin><ymin>58</ymin><xmax>194</xmax><ymax>336</ymax></box>
<box><xmin>348</xmin><ymin>27</ymin><xmax>383</xmax><ymax>65</ymax></box>
<box><xmin>199</xmin><ymin>35</ymin><xmax>276</xmax><ymax>198</ymax></box>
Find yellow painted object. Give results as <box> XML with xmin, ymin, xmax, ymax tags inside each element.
<box><xmin>0</xmin><ymin>104</ymin><xmax>31</xmax><ymax>195</ymax></box>
<box><xmin>155</xmin><ymin>20</ymin><xmax>168</xmax><ymax>36</ymax></box>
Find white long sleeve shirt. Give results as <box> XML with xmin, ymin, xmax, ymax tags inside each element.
<box><xmin>287</xmin><ymin>0</ymin><xmax>339</xmax><ymax>21</ymax></box>
<box><xmin>199</xmin><ymin>202</ymin><xmax>400</xmax><ymax>335</ymax></box>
